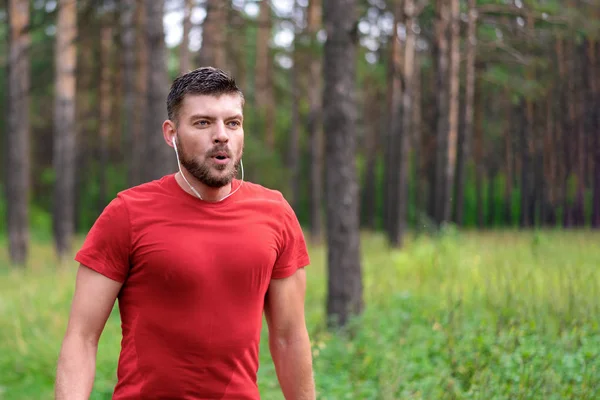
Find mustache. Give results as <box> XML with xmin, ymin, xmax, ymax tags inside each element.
<box><xmin>206</xmin><ymin>146</ymin><xmax>233</xmax><ymax>158</ymax></box>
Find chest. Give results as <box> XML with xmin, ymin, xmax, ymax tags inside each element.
<box><xmin>125</xmin><ymin>206</ymin><xmax>282</xmax><ymax>303</ymax></box>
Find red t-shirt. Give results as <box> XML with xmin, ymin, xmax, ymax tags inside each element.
<box><xmin>74</xmin><ymin>174</ymin><xmax>310</xmax><ymax>399</ymax></box>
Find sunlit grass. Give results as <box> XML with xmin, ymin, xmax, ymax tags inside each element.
<box><xmin>1</xmin><ymin>229</ymin><xmax>599</xmax><ymax>399</ymax></box>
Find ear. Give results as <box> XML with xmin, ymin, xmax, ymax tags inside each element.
<box><xmin>162</xmin><ymin>120</ymin><xmax>177</xmax><ymax>147</ymax></box>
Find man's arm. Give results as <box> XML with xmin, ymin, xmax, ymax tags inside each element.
<box><xmin>264</xmin><ymin>267</ymin><xmax>315</xmax><ymax>400</ymax></box>
<box><xmin>55</xmin><ymin>264</ymin><xmax>123</xmax><ymax>400</ymax></box>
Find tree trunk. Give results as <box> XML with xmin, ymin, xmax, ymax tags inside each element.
<box><xmin>487</xmin><ymin>167</ymin><xmax>496</xmax><ymax>227</ymax></box>
<box><xmin>594</xmin><ymin>127</ymin><xmax>600</xmax><ymax>229</ymax></box>
<box><xmin>199</xmin><ymin>0</ymin><xmax>227</xmax><ymax>69</ymax></box>
<box><xmin>520</xmin><ymin>99</ymin><xmax>534</xmax><ymax>228</ymax></box>
<box><xmin>361</xmin><ymin>79</ymin><xmax>380</xmax><ymax>231</ymax></box>
<box><xmin>474</xmin><ymin>80</ymin><xmax>485</xmax><ymax>228</ymax></box>
<box><xmin>441</xmin><ymin>0</ymin><xmax>460</xmax><ymax>225</ymax></box>
<box><xmin>503</xmin><ymin>93</ymin><xmax>513</xmax><ymax>226</ymax></box>
<box><xmin>533</xmin><ymin>102</ymin><xmax>544</xmax><ymax>227</ymax></box>
<box><xmin>6</xmin><ymin>0</ymin><xmax>30</xmax><ymax>266</ymax></box>
<box><xmin>121</xmin><ymin>0</ymin><xmax>137</xmax><ymax>187</ymax></box>
<box><xmin>307</xmin><ymin>0</ymin><xmax>323</xmax><ymax>242</ymax></box>
<box><xmin>390</xmin><ymin>0</ymin><xmax>416</xmax><ymax>248</ymax></box>
<box><xmin>323</xmin><ymin>0</ymin><xmax>363</xmax><ymax>329</ymax></box>
<box><xmin>574</xmin><ymin>43</ymin><xmax>586</xmax><ymax>226</ymax></box>
<box><xmin>454</xmin><ymin>0</ymin><xmax>477</xmax><ymax>226</ymax></box>
<box><xmin>519</xmin><ymin>11</ymin><xmax>536</xmax><ymax>228</ymax></box>
<box><xmin>433</xmin><ymin>0</ymin><xmax>450</xmax><ymax>226</ymax></box>
<box><xmin>288</xmin><ymin>3</ymin><xmax>301</xmax><ymax>213</ymax></box>
<box><xmin>53</xmin><ymin>0</ymin><xmax>78</xmax><ymax>260</ymax></box>
<box><xmin>255</xmin><ymin>0</ymin><xmax>275</xmax><ymax>149</ymax></box>
<box><xmin>413</xmin><ymin>51</ymin><xmax>424</xmax><ymax>227</ymax></box>
<box><xmin>110</xmin><ymin>8</ymin><xmax>123</xmax><ymax>155</ymax></box>
<box><xmin>99</xmin><ymin>18</ymin><xmax>113</xmax><ymax>212</ymax></box>
<box><xmin>543</xmin><ymin>97</ymin><xmax>556</xmax><ymax>226</ymax></box>
<box><xmin>555</xmin><ymin>37</ymin><xmax>571</xmax><ymax>227</ymax></box>
<box><xmin>74</xmin><ymin>8</ymin><xmax>97</xmax><ymax>232</ymax></box>
<box><xmin>383</xmin><ymin>0</ymin><xmax>403</xmax><ymax>235</ymax></box>
<box><xmin>131</xmin><ymin>0</ymin><xmax>147</xmax><ymax>186</ymax></box>
<box><xmin>564</xmin><ymin>38</ymin><xmax>577</xmax><ymax>228</ymax></box>
<box><xmin>179</xmin><ymin>0</ymin><xmax>194</xmax><ymax>74</ymax></box>
<box><xmin>592</xmin><ymin>41</ymin><xmax>600</xmax><ymax>228</ymax></box>
<box><xmin>144</xmin><ymin>0</ymin><xmax>173</xmax><ymax>182</ymax></box>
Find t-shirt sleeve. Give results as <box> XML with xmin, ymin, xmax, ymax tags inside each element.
<box><xmin>74</xmin><ymin>196</ymin><xmax>131</xmax><ymax>283</ymax></box>
<box><xmin>272</xmin><ymin>197</ymin><xmax>311</xmax><ymax>279</ymax></box>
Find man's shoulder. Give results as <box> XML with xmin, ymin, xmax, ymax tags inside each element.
<box><xmin>97</xmin><ymin>175</ymin><xmax>174</xmax><ymax>218</ymax></box>
<box><xmin>115</xmin><ymin>174</ymin><xmax>174</xmax><ymax>201</ymax></box>
<box><xmin>240</xmin><ymin>181</ymin><xmax>291</xmax><ymax>208</ymax></box>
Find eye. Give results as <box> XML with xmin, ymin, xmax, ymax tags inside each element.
<box><xmin>194</xmin><ymin>120</ymin><xmax>209</xmax><ymax>127</ymax></box>
<box><xmin>227</xmin><ymin>120</ymin><xmax>241</xmax><ymax>128</ymax></box>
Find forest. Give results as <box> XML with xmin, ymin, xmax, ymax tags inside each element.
<box><xmin>1</xmin><ymin>0</ymin><xmax>600</xmax><ymax>398</ymax></box>
<box><xmin>3</xmin><ymin>0</ymin><xmax>598</xmax><ymax>259</ymax></box>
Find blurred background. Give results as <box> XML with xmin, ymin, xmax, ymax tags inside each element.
<box><xmin>1</xmin><ymin>0</ymin><xmax>600</xmax><ymax>399</ymax></box>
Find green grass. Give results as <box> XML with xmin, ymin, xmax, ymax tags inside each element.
<box><xmin>1</xmin><ymin>229</ymin><xmax>599</xmax><ymax>399</ymax></box>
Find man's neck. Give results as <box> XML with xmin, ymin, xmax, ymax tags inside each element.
<box><xmin>175</xmin><ymin>170</ymin><xmax>232</xmax><ymax>202</ymax></box>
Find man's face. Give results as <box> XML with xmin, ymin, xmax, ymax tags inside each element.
<box><xmin>173</xmin><ymin>93</ymin><xmax>244</xmax><ymax>188</ymax></box>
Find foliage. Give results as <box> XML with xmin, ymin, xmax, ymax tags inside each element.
<box><xmin>1</xmin><ymin>231</ymin><xmax>599</xmax><ymax>399</ymax></box>
<box><xmin>1</xmin><ymin>0</ymin><xmax>599</xmax><ymax>241</ymax></box>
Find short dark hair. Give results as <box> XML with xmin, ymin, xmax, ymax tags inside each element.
<box><xmin>167</xmin><ymin>67</ymin><xmax>244</xmax><ymax>123</ymax></box>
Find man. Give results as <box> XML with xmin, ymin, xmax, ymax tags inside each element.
<box><xmin>55</xmin><ymin>67</ymin><xmax>315</xmax><ymax>400</ymax></box>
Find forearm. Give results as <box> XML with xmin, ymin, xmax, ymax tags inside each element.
<box><xmin>270</xmin><ymin>329</ymin><xmax>315</xmax><ymax>400</ymax></box>
<box><xmin>55</xmin><ymin>334</ymin><xmax>98</xmax><ymax>400</ymax></box>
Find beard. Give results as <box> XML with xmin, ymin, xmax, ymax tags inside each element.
<box><xmin>176</xmin><ymin>137</ymin><xmax>242</xmax><ymax>188</ymax></box>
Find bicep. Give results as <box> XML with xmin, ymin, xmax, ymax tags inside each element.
<box><xmin>264</xmin><ymin>268</ymin><xmax>307</xmax><ymax>338</ymax></box>
<box><xmin>64</xmin><ymin>264</ymin><xmax>123</xmax><ymax>344</ymax></box>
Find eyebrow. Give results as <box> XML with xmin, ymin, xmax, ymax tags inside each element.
<box><xmin>189</xmin><ymin>114</ymin><xmax>243</xmax><ymax>121</ymax></box>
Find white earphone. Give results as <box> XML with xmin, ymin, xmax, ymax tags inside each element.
<box><xmin>172</xmin><ymin>136</ymin><xmax>244</xmax><ymax>202</ymax></box>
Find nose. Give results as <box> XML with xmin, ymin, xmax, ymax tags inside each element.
<box><xmin>213</xmin><ymin>121</ymin><xmax>229</xmax><ymax>144</ymax></box>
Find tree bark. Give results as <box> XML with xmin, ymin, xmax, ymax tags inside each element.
<box><xmin>227</xmin><ymin>7</ymin><xmax>247</xmax><ymax>90</ymax></box>
<box><xmin>390</xmin><ymin>0</ymin><xmax>416</xmax><ymax>248</ymax></box>
<box><xmin>543</xmin><ymin>97</ymin><xmax>556</xmax><ymax>226</ymax></box>
<box><xmin>383</xmin><ymin>0</ymin><xmax>403</xmax><ymax>235</ymax></box>
<box><xmin>131</xmin><ymin>0</ymin><xmax>147</xmax><ymax>186</ymax></box>
<box><xmin>144</xmin><ymin>0</ymin><xmax>173</xmax><ymax>182</ymax></box>
<box><xmin>121</xmin><ymin>0</ymin><xmax>137</xmax><ymax>187</ymax></box>
<box><xmin>594</xmin><ymin>124</ymin><xmax>600</xmax><ymax>228</ymax></box>
<box><xmin>6</xmin><ymin>0</ymin><xmax>30</xmax><ymax>266</ymax></box>
<box><xmin>592</xmin><ymin>40</ymin><xmax>600</xmax><ymax>228</ymax></box>
<box><xmin>520</xmin><ymin>99</ymin><xmax>534</xmax><ymax>228</ymax></box>
<box><xmin>110</xmin><ymin>7</ymin><xmax>123</xmax><ymax>154</ymax></box>
<box><xmin>503</xmin><ymin>92</ymin><xmax>513</xmax><ymax>226</ymax></box>
<box><xmin>74</xmin><ymin>7</ymin><xmax>98</xmax><ymax>232</ymax></box>
<box><xmin>307</xmin><ymin>0</ymin><xmax>323</xmax><ymax>242</ymax></box>
<box><xmin>574</xmin><ymin>43</ymin><xmax>586</xmax><ymax>226</ymax></box>
<box><xmin>441</xmin><ymin>0</ymin><xmax>460</xmax><ymax>225</ymax></box>
<box><xmin>179</xmin><ymin>0</ymin><xmax>194</xmax><ymax>74</ymax></box>
<box><xmin>474</xmin><ymin>80</ymin><xmax>485</xmax><ymax>228</ymax></box>
<box><xmin>53</xmin><ymin>0</ymin><xmax>78</xmax><ymax>260</ymax></box>
<box><xmin>361</xmin><ymin>79</ymin><xmax>380</xmax><ymax>231</ymax></box>
<box><xmin>199</xmin><ymin>0</ymin><xmax>227</xmax><ymax>69</ymax></box>
<box><xmin>323</xmin><ymin>0</ymin><xmax>363</xmax><ymax>329</ymax></box>
<box><xmin>99</xmin><ymin>17</ymin><xmax>113</xmax><ymax>212</ymax></box>
<box><xmin>517</xmin><ymin>10</ymin><xmax>536</xmax><ymax>228</ymax></box>
<box><xmin>288</xmin><ymin>1</ymin><xmax>301</xmax><ymax>213</ymax></box>
<box><xmin>454</xmin><ymin>0</ymin><xmax>477</xmax><ymax>226</ymax></box>
<box><xmin>555</xmin><ymin>37</ymin><xmax>571</xmax><ymax>227</ymax></box>
<box><xmin>564</xmin><ymin>37</ymin><xmax>577</xmax><ymax>228</ymax></box>
<box><xmin>487</xmin><ymin>167</ymin><xmax>497</xmax><ymax>227</ymax></box>
<box><xmin>433</xmin><ymin>0</ymin><xmax>450</xmax><ymax>226</ymax></box>
<box><xmin>255</xmin><ymin>0</ymin><xmax>275</xmax><ymax>149</ymax></box>
<box><xmin>413</xmin><ymin>51</ymin><xmax>424</xmax><ymax>227</ymax></box>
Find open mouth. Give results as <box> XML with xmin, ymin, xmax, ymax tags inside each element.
<box><xmin>212</xmin><ymin>152</ymin><xmax>230</xmax><ymax>164</ymax></box>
